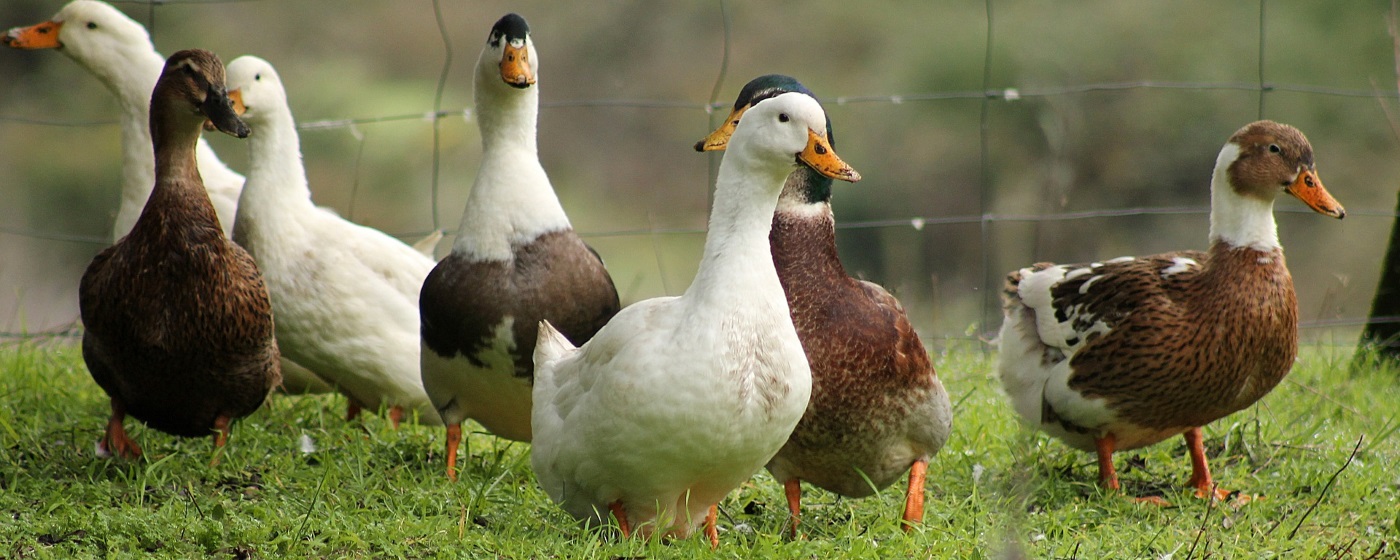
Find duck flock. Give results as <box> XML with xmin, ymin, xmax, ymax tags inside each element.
<box><xmin>4</xmin><ymin>1</ymin><xmax>1349</xmax><ymax>546</ymax></box>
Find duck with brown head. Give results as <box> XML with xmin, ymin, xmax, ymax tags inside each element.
<box><xmin>79</xmin><ymin>49</ymin><xmax>279</xmax><ymax>464</ymax></box>
<box><xmin>997</xmin><ymin>120</ymin><xmax>1345</xmax><ymax>503</ymax></box>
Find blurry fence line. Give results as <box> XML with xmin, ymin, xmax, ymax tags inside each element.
<box><xmin>6</xmin><ymin>205</ymin><xmax>1400</xmax><ymax>248</ymax></box>
<box><xmin>3</xmin><ymin>0</ymin><xmax>1397</xmax><ymax>348</ymax></box>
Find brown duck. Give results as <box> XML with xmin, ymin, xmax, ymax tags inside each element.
<box><xmin>997</xmin><ymin>120</ymin><xmax>1345</xmax><ymax>501</ymax></box>
<box><xmin>79</xmin><ymin>49</ymin><xmax>279</xmax><ymax>461</ymax></box>
<box><xmin>696</xmin><ymin>75</ymin><xmax>952</xmax><ymax>536</ymax></box>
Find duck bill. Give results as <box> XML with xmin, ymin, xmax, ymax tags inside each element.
<box><xmin>228</xmin><ymin>89</ymin><xmax>246</xmax><ymax>116</ymax></box>
<box><xmin>799</xmin><ymin>129</ymin><xmax>861</xmax><ymax>183</ymax></box>
<box><xmin>3</xmin><ymin>20</ymin><xmax>63</xmax><ymax>49</ymax></box>
<box><xmin>693</xmin><ymin>105</ymin><xmax>749</xmax><ymax>152</ymax></box>
<box><xmin>1284</xmin><ymin>168</ymin><xmax>1345</xmax><ymax>219</ymax></box>
<box><xmin>500</xmin><ymin>44</ymin><xmax>535</xmax><ymax>88</ymax></box>
<box><xmin>202</xmin><ymin>86</ymin><xmax>251</xmax><ymax>139</ymax></box>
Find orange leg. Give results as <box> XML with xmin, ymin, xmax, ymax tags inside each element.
<box><xmin>1185</xmin><ymin>427</ymin><xmax>1231</xmax><ymax>501</ymax></box>
<box><xmin>608</xmin><ymin>500</ymin><xmax>630</xmax><ymax>538</ymax></box>
<box><xmin>445</xmin><ymin>423</ymin><xmax>462</xmax><ymax>482</ymax></box>
<box><xmin>210</xmin><ymin>415</ymin><xmax>232</xmax><ymax>466</ymax></box>
<box><xmin>704</xmin><ymin>504</ymin><xmax>719</xmax><ymax>549</ymax></box>
<box><xmin>99</xmin><ymin>398</ymin><xmax>142</xmax><ymax>460</ymax></box>
<box><xmin>389</xmin><ymin>406</ymin><xmax>404</xmax><ymax>429</ymax></box>
<box><xmin>345</xmin><ymin>399</ymin><xmax>363</xmax><ymax>422</ymax></box>
<box><xmin>902</xmin><ymin>457</ymin><xmax>928</xmax><ymax>531</ymax></box>
<box><xmin>783</xmin><ymin>478</ymin><xmax>802</xmax><ymax>539</ymax></box>
<box><xmin>1094</xmin><ymin>433</ymin><xmax>1120</xmax><ymax>491</ymax></box>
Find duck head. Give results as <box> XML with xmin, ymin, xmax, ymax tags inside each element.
<box><xmin>156</xmin><ymin>49</ymin><xmax>249</xmax><ymax>139</ymax></box>
<box><xmin>478</xmin><ymin>13</ymin><xmax>536</xmax><ymax>91</ymax></box>
<box><xmin>1220</xmin><ymin>120</ymin><xmax>1344</xmax><ymax>219</ymax></box>
<box><xmin>224</xmin><ymin>55</ymin><xmax>286</xmax><ymax>126</ymax></box>
<box><xmin>4</xmin><ymin>1</ymin><xmax>156</xmax><ymax>82</ymax></box>
<box><xmin>698</xmin><ymin>75</ymin><xmax>853</xmax><ymax>201</ymax></box>
<box><xmin>733</xmin><ymin>91</ymin><xmax>860</xmax><ymax>184</ymax></box>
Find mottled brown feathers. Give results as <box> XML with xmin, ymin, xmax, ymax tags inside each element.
<box><xmin>80</xmin><ymin>49</ymin><xmax>279</xmax><ymax>440</ymax></box>
<box><xmin>420</xmin><ymin>230</ymin><xmax>620</xmax><ymax>381</ymax></box>
<box><xmin>1010</xmin><ymin>243</ymin><xmax>1296</xmax><ymax>433</ymax></box>
<box><xmin>766</xmin><ymin>206</ymin><xmax>949</xmax><ymax>496</ymax></box>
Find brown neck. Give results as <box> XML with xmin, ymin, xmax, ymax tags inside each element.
<box><xmin>769</xmin><ymin>205</ymin><xmax>851</xmax><ymax>294</ymax></box>
<box><xmin>130</xmin><ymin>105</ymin><xmax>222</xmax><ymax>241</ymax></box>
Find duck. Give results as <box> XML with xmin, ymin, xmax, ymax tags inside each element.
<box><xmin>531</xmin><ymin>91</ymin><xmax>861</xmax><ymax>547</ymax></box>
<box><xmin>78</xmin><ymin>48</ymin><xmax>280</xmax><ymax>461</ymax></box>
<box><xmin>225</xmin><ymin>54</ymin><xmax>438</xmax><ymax>427</ymax></box>
<box><xmin>3</xmin><ymin>0</ymin><xmax>333</xmax><ymax>396</ymax></box>
<box><xmin>997</xmin><ymin>120</ymin><xmax>1345</xmax><ymax>501</ymax></box>
<box><xmin>418</xmin><ymin>13</ymin><xmax>619</xmax><ymax>480</ymax></box>
<box><xmin>695</xmin><ymin>75</ymin><xmax>952</xmax><ymax>535</ymax></box>
<box><xmin>3</xmin><ymin>0</ymin><xmax>243</xmax><ymax>241</ymax></box>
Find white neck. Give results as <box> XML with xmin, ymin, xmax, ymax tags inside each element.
<box><xmin>234</xmin><ymin>107</ymin><xmax>317</xmax><ymax>245</ymax></box>
<box><xmin>105</xmin><ymin>48</ymin><xmax>164</xmax><ymax>241</ymax></box>
<box><xmin>92</xmin><ymin>46</ymin><xmax>243</xmax><ymax>241</ymax></box>
<box><xmin>450</xmin><ymin>67</ymin><xmax>569</xmax><ymax>261</ymax></box>
<box><xmin>683</xmin><ymin>146</ymin><xmax>793</xmax><ymax>306</ymax></box>
<box><xmin>1208</xmin><ymin>143</ymin><xmax>1279</xmax><ymax>251</ymax></box>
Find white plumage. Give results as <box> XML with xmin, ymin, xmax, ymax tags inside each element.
<box><xmin>227</xmin><ymin>55</ymin><xmax>437</xmax><ymax>425</ymax></box>
<box><xmin>531</xmin><ymin>92</ymin><xmax>858</xmax><ymax>543</ymax></box>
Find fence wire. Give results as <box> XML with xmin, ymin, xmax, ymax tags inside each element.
<box><xmin>0</xmin><ymin>0</ymin><xmax>1395</xmax><ymax>349</ymax></box>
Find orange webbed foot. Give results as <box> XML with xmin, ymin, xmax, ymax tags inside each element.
<box><xmin>901</xmin><ymin>457</ymin><xmax>928</xmax><ymax>532</ymax></box>
<box><xmin>704</xmin><ymin>504</ymin><xmax>719</xmax><ymax>549</ymax></box>
<box><xmin>783</xmin><ymin>478</ymin><xmax>803</xmax><ymax>539</ymax></box>
<box><xmin>98</xmin><ymin>399</ymin><xmax>142</xmax><ymax>460</ymax></box>
<box><xmin>608</xmin><ymin>500</ymin><xmax>630</xmax><ymax>539</ymax></box>
<box><xmin>445</xmin><ymin>424</ymin><xmax>462</xmax><ymax>482</ymax></box>
<box><xmin>209</xmin><ymin>415</ymin><xmax>233</xmax><ymax>466</ymax></box>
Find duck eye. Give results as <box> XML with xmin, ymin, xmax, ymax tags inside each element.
<box><xmin>254</xmin><ymin>73</ymin><xmax>262</xmax><ymax>81</ymax></box>
<box><xmin>1268</xmin><ymin>144</ymin><xmax>1281</xmax><ymax>154</ymax></box>
<box><xmin>778</xmin><ymin>113</ymin><xmax>790</xmax><ymax>123</ymax></box>
<box><xmin>86</xmin><ymin>21</ymin><xmax>98</xmax><ymax>30</ymax></box>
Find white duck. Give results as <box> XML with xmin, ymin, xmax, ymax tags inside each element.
<box><xmin>3</xmin><ymin>0</ymin><xmax>242</xmax><ymax>241</ymax></box>
<box><xmin>226</xmin><ymin>55</ymin><xmax>438</xmax><ymax>426</ymax></box>
<box><xmin>531</xmin><ymin>91</ymin><xmax>861</xmax><ymax>546</ymax></box>
<box><xmin>418</xmin><ymin>13</ymin><xmax>619</xmax><ymax>480</ymax></box>
<box><xmin>3</xmin><ymin>0</ymin><xmax>332</xmax><ymax>395</ymax></box>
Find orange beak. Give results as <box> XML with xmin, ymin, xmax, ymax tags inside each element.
<box><xmin>799</xmin><ymin>129</ymin><xmax>860</xmax><ymax>183</ymax></box>
<box><xmin>228</xmin><ymin>89</ymin><xmax>246</xmax><ymax>116</ymax></box>
<box><xmin>1284</xmin><ymin>168</ymin><xmax>1345</xmax><ymax>219</ymax></box>
<box><xmin>3</xmin><ymin>20</ymin><xmax>63</xmax><ymax>49</ymax></box>
<box><xmin>693</xmin><ymin>105</ymin><xmax>749</xmax><ymax>152</ymax></box>
<box><xmin>500</xmin><ymin>43</ymin><xmax>534</xmax><ymax>88</ymax></box>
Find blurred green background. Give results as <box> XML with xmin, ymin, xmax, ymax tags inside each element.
<box><xmin>0</xmin><ymin>0</ymin><xmax>1395</xmax><ymax>349</ymax></box>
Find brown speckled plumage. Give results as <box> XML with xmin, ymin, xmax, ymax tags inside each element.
<box><xmin>698</xmin><ymin>75</ymin><xmax>951</xmax><ymax>532</ymax></box>
<box><xmin>997</xmin><ymin>120</ymin><xmax>1344</xmax><ymax>499</ymax></box>
<box><xmin>79</xmin><ymin>49</ymin><xmax>279</xmax><ymax>456</ymax></box>
<box><xmin>765</xmin><ymin>199</ymin><xmax>950</xmax><ymax>497</ymax></box>
<box><xmin>1006</xmin><ymin>244</ymin><xmax>1294</xmax><ymax>439</ymax></box>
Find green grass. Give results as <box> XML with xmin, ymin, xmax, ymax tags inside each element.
<box><xmin>1</xmin><ymin>339</ymin><xmax>1396</xmax><ymax>559</ymax></box>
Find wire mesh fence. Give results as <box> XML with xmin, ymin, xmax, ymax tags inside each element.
<box><xmin>1</xmin><ymin>0</ymin><xmax>1397</xmax><ymax>351</ymax></box>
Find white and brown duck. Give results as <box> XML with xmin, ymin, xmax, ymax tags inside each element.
<box><xmin>696</xmin><ymin>75</ymin><xmax>952</xmax><ymax>535</ymax></box>
<box><xmin>78</xmin><ymin>49</ymin><xmax>280</xmax><ymax>461</ymax></box>
<box><xmin>531</xmin><ymin>91</ymin><xmax>860</xmax><ymax>547</ymax></box>
<box><xmin>418</xmin><ymin>13</ymin><xmax>619</xmax><ymax>480</ymax></box>
<box><xmin>997</xmin><ymin>120</ymin><xmax>1345</xmax><ymax>501</ymax></box>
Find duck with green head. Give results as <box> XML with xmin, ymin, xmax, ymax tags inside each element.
<box><xmin>697</xmin><ymin>75</ymin><xmax>953</xmax><ymax>536</ymax></box>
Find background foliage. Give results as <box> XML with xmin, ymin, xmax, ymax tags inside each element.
<box><xmin>1</xmin><ymin>0</ymin><xmax>1396</xmax><ymax>347</ymax></box>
